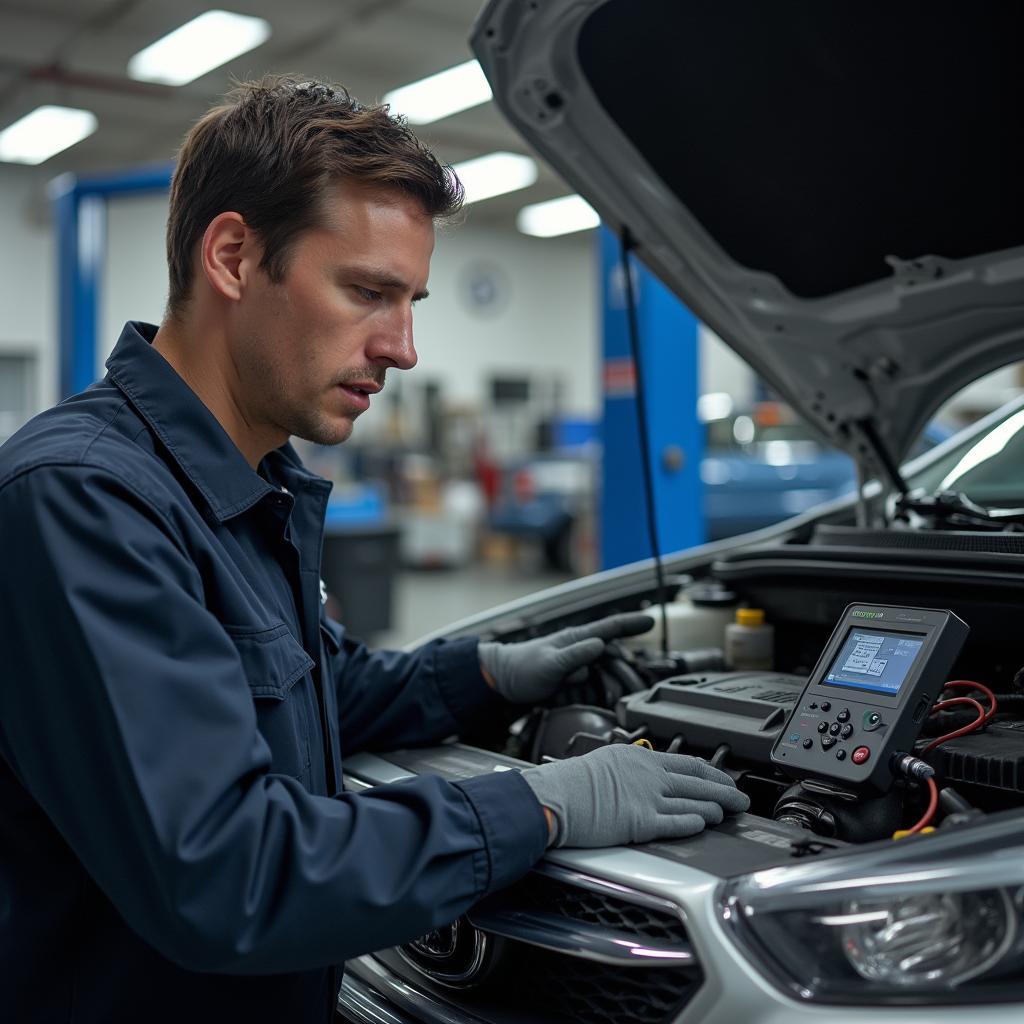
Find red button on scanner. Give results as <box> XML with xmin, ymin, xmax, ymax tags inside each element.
<box><xmin>852</xmin><ymin>746</ymin><xmax>871</xmax><ymax>765</ymax></box>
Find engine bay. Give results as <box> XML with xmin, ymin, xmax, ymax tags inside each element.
<box><xmin>467</xmin><ymin>550</ymin><xmax>1024</xmax><ymax>849</ymax></box>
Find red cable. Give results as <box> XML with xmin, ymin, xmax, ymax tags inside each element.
<box><xmin>905</xmin><ymin>776</ymin><xmax>938</xmax><ymax>835</ymax></box>
<box><xmin>920</xmin><ymin>696</ymin><xmax>986</xmax><ymax>754</ymax></box>
<box><xmin>918</xmin><ymin>680</ymin><xmax>997</xmax><ymax>756</ymax></box>
<box><xmin>904</xmin><ymin>680</ymin><xmax>996</xmax><ymax>835</ymax></box>
<box><xmin>942</xmin><ymin>680</ymin><xmax>997</xmax><ymax>721</ymax></box>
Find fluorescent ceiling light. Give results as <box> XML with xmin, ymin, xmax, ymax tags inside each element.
<box><xmin>384</xmin><ymin>60</ymin><xmax>492</xmax><ymax>125</ymax></box>
<box><xmin>128</xmin><ymin>10</ymin><xmax>271</xmax><ymax>86</ymax></box>
<box><xmin>452</xmin><ymin>152</ymin><xmax>538</xmax><ymax>205</ymax></box>
<box><xmin>516</xmin><ymin>193</ymin><xmax>600</xmax><ymax>237</ymax></box>
<box><xmin>0</xmin><ymin>106</ymin><xmax>97</xmax><ymax>165</ymax></box>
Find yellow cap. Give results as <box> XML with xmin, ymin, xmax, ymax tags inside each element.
<box><xmin>892</xmin><ymin>827</ymin><xmax>936</xmax><ymax>839</ymax></box>
<box><xmin>736</xmin><ymin>607</ymin><xmax>765</xmax><ymax>626</ymax></box>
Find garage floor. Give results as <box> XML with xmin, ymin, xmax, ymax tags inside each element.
<box><xmin>375</xmin><ymin>564</ymin><xmax>573</xmax><ymax>648</ymax></box>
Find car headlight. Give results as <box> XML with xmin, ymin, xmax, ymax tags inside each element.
<box><xmin>720</xmin><ymin>814</ymin><xmax>1024</xmax><ymax>1004</ymax></box>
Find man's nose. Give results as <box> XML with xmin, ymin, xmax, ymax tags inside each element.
<box><xmin>369</xmin><ymin>308</ymin><xmax>418</xmax><ymax>371</ymax></box>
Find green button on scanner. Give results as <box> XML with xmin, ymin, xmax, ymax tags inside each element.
<box><xmin>863</xmin><ymin>710</ymin><xmax>882</xmax><ymax>731</ymax></box>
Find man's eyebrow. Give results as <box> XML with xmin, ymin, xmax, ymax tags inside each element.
<box><xmin>342</xmin><ymin>267</ymin><xmax>429</xmax><ymax>301</ymax></box>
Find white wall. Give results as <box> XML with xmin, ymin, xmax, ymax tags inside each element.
<box><xmin>9</xmin><ymin>165</ymin><xmax>1018</xmax><ymax>438</ymax></box>
<box><xmin>100</xmin><ymin>191</ymin><xmax>171</xmax><ymax>371</ymax></box>
<box><xmin>100</xmin><ymin>191</ymin><xmax>600</xmax><ymax>419</ymax></box>
<box><xmin>0</xmin><ymin>165</ymin><xmax>55</xmax><ymax>413</ymax></box>
<box><xmin>699</xmin><ymin>323</ymin><xmax>755</xmax><ymax>408</ymax></box>
<box><xmin>940</xmin><ymin>364</ymin><xmax>1023</xmax><ymax>425</ymax></box>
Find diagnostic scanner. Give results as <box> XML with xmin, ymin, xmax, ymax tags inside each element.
<box><xmin>770</xmin><ymin>604</ymin><xmax>969</xmax><ymax>792</ymax></box>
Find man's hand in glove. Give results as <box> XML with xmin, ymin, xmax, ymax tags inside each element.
<box><xmin>521</xmin><ymin>744</ymin><xmax>749</xmax><ymax>848</ymax></box>
<box><xmin>478</xmin><ymin>612</ymin><xmax>654</xmax><ymax>704</ymax></box>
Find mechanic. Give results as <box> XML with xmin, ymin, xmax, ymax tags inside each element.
<box><xmin>0</xmin><ymin>76</ymin><xmax>748</xmax><ymax>1024</ymax></box>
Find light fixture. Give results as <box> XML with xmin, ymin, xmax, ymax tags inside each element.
<box><xmin>697</xmin><ymin>392</ymin><xmax>734</xmax><ymax>423</ymax></box>
<box><xmin>384</xmin><ymin>60</ymin><xmax>492</xmax><ymax>125</ymax></box>
<box><xmin>127</xmin><ymin>10</ymin><xmax>271</xmax><ymax>86</ymax></box>
<box><xmin>0</xmin><ymin>106</ymin><xmax>97</xmax><ymax>165</ymax></box>
<box><xmin>451</xmin><ymin>152</ymin><xmax>538</xmax><ymax>205</ymax></box>
<box><xmin>516</xmin><ymin>193</ymin><xmax>599</xmax><ymax>237</ymax></box>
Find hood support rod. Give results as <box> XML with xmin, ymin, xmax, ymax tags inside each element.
<box><xmin>855</xmin><ymin>417</ymin><xmax>911</xmax><ymax>503</ymax></box>
<box><xmin>620</xmin><ymin>227</ymin><xmax>669</xmax><ymax>656</ymax></box>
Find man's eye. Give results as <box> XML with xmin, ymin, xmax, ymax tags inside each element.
<box><xmin>354</xmin><ymin>286</ymin><xmax>383</xmax><ymax>302</ymax></box>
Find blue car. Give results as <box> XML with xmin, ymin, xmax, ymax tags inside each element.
<box><xmin>703</xmin><ymin>408</ymin><xmax>953</xmax><ymax>540</ymax></box>
<box><xmin>489</xmin><ymin>408</ymin><xmax>950</xmax><ymax>554</ymax></box>
<box><xmin>702</xmin><ymin>406</ymin><xmax>858</xmax><ymax>540</ymax></box>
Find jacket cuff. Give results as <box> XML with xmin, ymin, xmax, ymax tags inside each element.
<box><xmin>432</xmin><ymin>637</ymin><xmax>503</xmax><ymax>732</ymax></box>
<box><xmin>453</xmin><ymin>769</ymin><xmax>549</xmax><ymax>894</ymax></box>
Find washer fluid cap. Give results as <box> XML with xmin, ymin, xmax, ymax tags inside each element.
<box><xmin>736</xmin><ymin>607</ymin><xmax>765</xmax><ymax>627</ymax></box>
<box><xmin>688</xmin><ymin>582</ymin><xmax>738</xmax><ymax>606</ymax></box>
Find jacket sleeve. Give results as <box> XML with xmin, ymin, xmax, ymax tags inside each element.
<box><xmin>0</xmin><ymin>465</ymin><xmax>548</xmax><ymax>974</ymax></box>
<box><xmin>325</xmin><ymin>616</ymin><xmax>504</xmax><ymax>754</ymax></box>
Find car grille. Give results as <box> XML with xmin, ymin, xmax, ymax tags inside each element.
<box><xmin>399</xmin><ymin>865</ymin><xmax>703</xmax><ymax>1024</ymax></box>
<box><xmin>505</xmin><ymin>942</ymin><xmax>701</xmax><ymax>1024</ymax></box>
<box><xmin>510</xmin><ymin>869</ymin><xmax>689</xmax><ymax>946</ymax></box>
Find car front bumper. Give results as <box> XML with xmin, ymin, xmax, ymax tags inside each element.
<box><xmin>342</xmin><ymin>753</ymin><xmax>1024</xmax><ymax>1024</ymax></box>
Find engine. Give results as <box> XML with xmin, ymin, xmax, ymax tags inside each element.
<box><xmin>496</xmin><ymin>586</ymin><xmax>1024</xmax><ymax>846</ymax></box>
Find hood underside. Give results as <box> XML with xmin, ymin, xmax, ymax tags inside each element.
<box><xmin>472</xmin><ymin>0</ymin><xmax>1024</xmax><ymax>482</ymax></box>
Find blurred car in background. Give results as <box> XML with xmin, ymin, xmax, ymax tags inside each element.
<box><xmin>701</xmin><ymin>399</ymin><xmax>859</xmax><ymax>539</ymax></box>
<box><xmin>702</xmin><ymin>401</ymin><xmax>952</xmax><ymax>539</ymax></box>
<box><xmin>488</xmin><ymin>401</ymin><xmax>952</xmax><ymax>558</ymax></box>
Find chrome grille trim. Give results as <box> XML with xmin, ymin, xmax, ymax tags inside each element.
<box><xmin>466</xmin><ymin>904</ymin><xmax>694</xmax><ymax>966</ymax></box>
<box><xmin>534</xmin><ymin>861</ymin><xmax>689</xmax><ymax>920</ymax></box>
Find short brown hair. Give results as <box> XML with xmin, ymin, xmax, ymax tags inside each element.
<box><xmin>165</xmin><ymin>74</ymin><xmax>464</xmax><ymax>316</ymax></box>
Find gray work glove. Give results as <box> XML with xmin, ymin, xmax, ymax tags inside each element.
<box><xmin>478</xmin><ymin>612</ymin><xmax>654</xmax><ymax>704</ymax></box>
<box><xmin>521</xmin><ymin>744</ymin><xmax>749</xmax><ymax>848</ymax></box>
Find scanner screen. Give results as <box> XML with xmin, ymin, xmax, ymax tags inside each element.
<box><xmin>823</xmin><ymin>629</ymin><xmax>925</xmax><ymax>696</ymax></box>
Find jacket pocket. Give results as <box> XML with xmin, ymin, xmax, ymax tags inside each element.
<box><xmin>225</xmin><ymin>622</ymin><xmax>314</xmax><ymax>699</ymax></box>
<box><xmin>225</xmin><ymin>622</ymin><xmax>316</xmax><ymax>783</ymax></box>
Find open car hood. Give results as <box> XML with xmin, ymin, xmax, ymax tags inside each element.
<box><xmin>472</xmin><ymin>0</ymin><xmax>1024</xmax><ymax>485</ymax></box>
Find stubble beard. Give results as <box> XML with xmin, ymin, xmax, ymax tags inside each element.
<box><xmin>279</xmin><ymin>375</ymin><xmax>359</xmax><ymax>448</ymax></box>
<box><xmin>241</xmin><ymin>333</ymin><xmax>355</xmax><ymax>449</ymax></box>
<box><xmin>292</xmin><ymin>405</ymin><xmax>355</xmax><ymax>447</ymax></box>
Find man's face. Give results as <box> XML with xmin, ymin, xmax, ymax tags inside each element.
<box><xmin>231</xmin><ymin>182</ymin><xmax>434</xmax><ymax>448</ymax></box>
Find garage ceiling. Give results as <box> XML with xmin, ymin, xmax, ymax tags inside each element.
<box><xmin>0</xmin><ymin>0</ymin><xmax>573</xmax><ymax>227</ymax></box>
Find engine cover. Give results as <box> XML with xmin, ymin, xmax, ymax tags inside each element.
<box><xmin>619</xmin><ymin>671</ymin><xmax>805</xmax><ymax>763</ymax></box>
<box><xmin>931</xmin><ymin>720</ymin><xmax>1024</xmax><ymax>794</ymax></box>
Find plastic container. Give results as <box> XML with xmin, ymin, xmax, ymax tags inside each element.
<box><xmin>633</xmin><ymin>582</ymin><xmax>738</xmax><ymax>653</ymax></box>
<box><xmin>725</xmin><ymin>607</ymin><xmax>775</xmax><ymax>670</ymax></box>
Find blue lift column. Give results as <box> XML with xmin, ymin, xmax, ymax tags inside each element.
<box><xmin>50</xmin><ymin>163</ymin><xmax>173</xmax><ymax>397</ymax></box>
<box><xmin>599</xmin><ymin>227</ymin><xmax>703</xmax><ymax>570</ymax></box>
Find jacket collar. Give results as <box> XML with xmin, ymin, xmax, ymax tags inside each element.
<box><xmin>105</xmin><ymin>321</ymin><xmax>325</xmax><ymax>521</ymax></box>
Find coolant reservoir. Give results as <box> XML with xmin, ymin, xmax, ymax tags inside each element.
<box><xmin>633</xmin><ymin>582</ymin><xmax>738</xmax><ymax>652</ymax></box>
<box><xmin>725</xmin><ymin>607</ymin><xmax>775</xmax><ymax>670</ymax></box>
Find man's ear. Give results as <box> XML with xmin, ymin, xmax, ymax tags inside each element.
<box><xmin>199</xmin><ymin>212</ymin><xmax>260</xmax><ymax>302</ymax></box>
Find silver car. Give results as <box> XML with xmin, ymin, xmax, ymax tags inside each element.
<box><xmin>339</xmin><ymin>1</ymin><xmax>1024</xmax><ymax>1020</ymax></box>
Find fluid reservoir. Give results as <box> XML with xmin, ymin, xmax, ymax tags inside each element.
<box><xmin>634</xmin><ymin>582</ymin><xmax>738</xmax><ymax>652</ymax></box>
<box><xmin>725</xmin><ymin>607</ymin><xmax>775</xmax><ymax>670</ymax></box>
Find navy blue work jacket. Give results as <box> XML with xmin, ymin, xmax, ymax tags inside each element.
<box><xmin>0</xmin><ymin>322</ymin><xmax>548</xmax><ymax>1023</ymax></box>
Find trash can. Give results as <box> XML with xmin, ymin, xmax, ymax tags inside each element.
<box><xmin>321</xmin><ymin>487</ymin><xmax>398</xmax><ymax>640</ymax></box>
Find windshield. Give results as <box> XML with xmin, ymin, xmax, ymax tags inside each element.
<box><xmin>907</xmin><ymin>399</ymin><xmax>1024</xmax><ymax>505</ymax></box>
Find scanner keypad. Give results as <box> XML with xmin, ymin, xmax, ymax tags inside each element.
<box><xmin>793</xmin><ymin>702</ymin><xmax>878</xmax><ymax>764</ymax></box>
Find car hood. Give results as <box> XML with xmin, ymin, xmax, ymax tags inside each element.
<box><xmin>471</xmin><ymin>0</ymin><xmax>1024</xmax><ymax>485</ymax></box>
